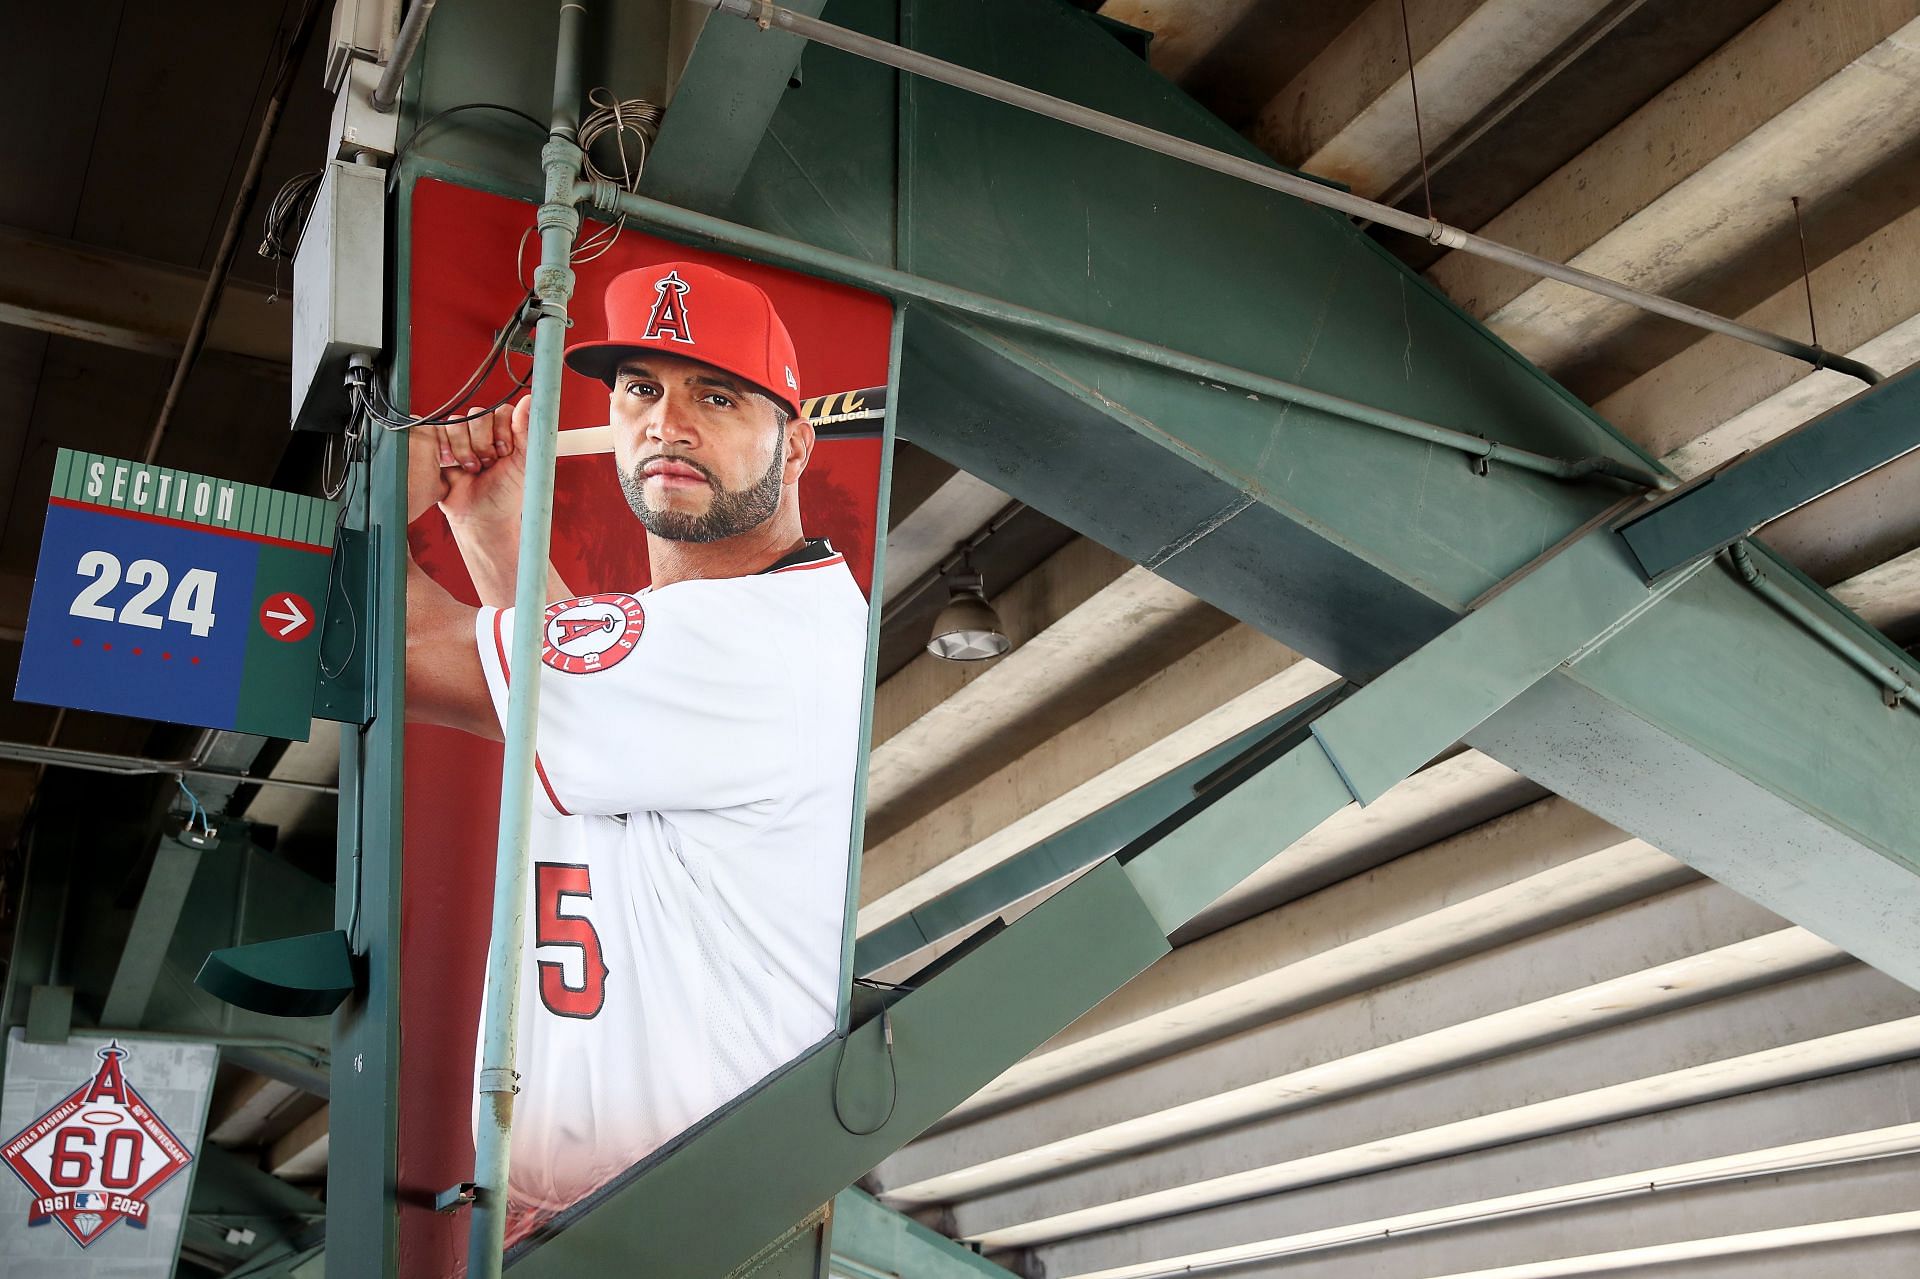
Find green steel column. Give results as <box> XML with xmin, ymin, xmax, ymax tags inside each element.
<box><xmin>467</xmin><ymin>4</ymin><xmax>587</xmax><ymax>1273</ymax></box>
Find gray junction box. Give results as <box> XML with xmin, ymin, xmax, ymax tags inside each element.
<box><xmin>291</xmin><ymin>159</ymin><xmax>385</xmax><ymax>433</ymax></box>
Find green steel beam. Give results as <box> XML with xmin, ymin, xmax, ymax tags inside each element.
<box><xmin>186</xmin><ymin>1144</ymin><xmax>327</xmax><ymax>1266</ymax></box>
<box><xmin>322</xmin><ymin>270</ymin><xmax>404</xmax><ymax>1279</ymax></box>
<box><xmin>100</xmin><ymin>831</ymin><xmax>209</xmax><ymax>1027</ymax></box>
<box><xmin>830</xmin><ymin>1187</ymin><xmax>1015</xmax><ymax>1279</ymax></box>
<box><xmin>853</xmin><ymin>696</ymin><xmax>1346</xmax><ymax>975</ymax></box>
<box><xmin>508</xmin><ymin>519</ymin><xmax>1684</xmax><ymax>1272</ymax></box>
<box><xmin>24</xmin><ymin>985</ymin><xmax>72</xmax><ymax>1044</ymax></box>
<box><xmin>505</xmin><ymin>858</ymin><xmax>1170</xmax><ymax>1277</ymax></box>
<box><xmin>642</xmin><ymin>0</ymin><xmax>831</xmax><ymax>212</ymax></box>
<box><xmin>1619</xmin><ymin>363</ymin><xmax>1920</xmax><ymax>581</ymax></box>
<box><xmin>867</xmin><ymin>0</ymin><xmax>1920</xmax><ymax>981</ymax></box>
<box><xmin>1122</xmin><ymin>524</ymin><xmax>1704</xmax><ymax>930</ymax></box>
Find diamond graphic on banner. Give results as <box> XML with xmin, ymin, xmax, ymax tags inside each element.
<box><xmin>0</xmin><ymin>1043</ymin><xmax>194</xmax><ymax>1248</ymax></box>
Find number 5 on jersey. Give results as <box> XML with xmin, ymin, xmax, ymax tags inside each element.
<box><xmin>535</xmin><ymin>863</ymin><xmax>608</xmax><ymax>1019</ymax></box>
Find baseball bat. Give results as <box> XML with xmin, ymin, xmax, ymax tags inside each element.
<box><xmin>437</xmin><ymin>385</ymin><xmax>888</xmax><ymax>467</ymax></box>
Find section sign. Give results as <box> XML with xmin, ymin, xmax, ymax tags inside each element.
<box><xmin>15</xmin><ymin>450</ymin><xmax>338</xmax><ymax>741</ymax></box>
<box><xmin>0</xmin><ymin>1032</ymin><xmax>217</xmax><ymax>1273</ymax></box>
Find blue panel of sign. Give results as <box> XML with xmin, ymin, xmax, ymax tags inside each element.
<box><xmin>17</xmin><ymin>502</ymin><xmax>255</xmax><ymax>728</ymax></box>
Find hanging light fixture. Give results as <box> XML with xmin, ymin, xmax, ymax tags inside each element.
<box><xmin>927</xmin><ymin>555</ymin><xmax>1010</xmax><ymax>661</ymax></box>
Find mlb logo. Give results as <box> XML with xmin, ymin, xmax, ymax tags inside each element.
<box><xmin>75</xmin><ymin>1192</ymin><xmax>108</xmax><ymax>1210</ymax></box>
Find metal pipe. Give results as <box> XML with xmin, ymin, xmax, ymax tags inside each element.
<box><xmin>576</xmin><ymin>181</ymin><xmax>1674</xmax><ymax>492</ymax></box>
<box><xmin>141</xmin><ymin>0</ymin><xmax>329</xmax><ymax>466</ymax></box>
<box><xmin>1727</xmin><ymin>543</ymin><xmax>1920</xmax><ymax>717</ymax></box>
<box><xmin>467</xmin><ymin>4</ymin><xmax>587</xmax><ymax>1272</ymax></box>
<box><xmin>0</xmin><ymin>740</ymin><xmax>339</xmax><ymax>794</ymax></box>
<box><xmin>83</xmin><ymin>1027</ymin><xmax>331</xmax><ymax>1065</ymax></box>
<box><xmin>695</xmin><ymin>0</ymin><xmax>1884</xmax><ymax>390</ymax></box>
<box><xmin>371</xmin><ymin>0</ymin><xmax>441</xmax><ymax>113</ymax></box>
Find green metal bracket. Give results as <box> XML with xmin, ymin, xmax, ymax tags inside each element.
<box><xmin>730</xmin><ymin>1205</ymin><xmax>831</xmax><ymax>1279</ymax></box>
<box><xmin>830</xmin><ymin>1187</ymin><xmax>1017</xmax><ymax>1278</ymax></box>
<box><xmin>1619</xmin><ymin>363</ymin><xmax>1920</xmax><ymax>581</ymax></box>
<box><xmin>196</xmin><ymin>929</ymin><xmax>357</xmax><ymax>1019</ymax></box>
<box><xmin>314</xmin><ymin>524</ymin><xmax>376</xmax><ymax>726</ymax></box>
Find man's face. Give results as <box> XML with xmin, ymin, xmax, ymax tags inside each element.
<box><xmin>608</xmin><ymin>353</ymin><xmax>792</xmax><ymax>543</ymax></box>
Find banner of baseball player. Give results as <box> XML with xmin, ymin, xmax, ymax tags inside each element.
<box><xmin>0</xmin><ymin>1031</ymin><xmax>216</xmax><ymax>1274</ymax></box>
<box><xmin>399</xmin><ymin>181</ymin><xmax>890</xmax><ymax>1268</ymax></box>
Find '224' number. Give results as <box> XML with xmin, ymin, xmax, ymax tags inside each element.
<box><xmin>69</xmin><ymin>551</ymin><xmax>217</xmax><ymax>637</ymax></box>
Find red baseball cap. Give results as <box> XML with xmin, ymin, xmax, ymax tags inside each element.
<box><xmin>564</xmin><ymin>261</ymin><xmax>804</xmax><ymax>417</ymax></box>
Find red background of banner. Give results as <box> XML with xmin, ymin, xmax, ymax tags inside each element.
<box><xmin>399</xmin><ymin>180</ymin><xmax>890</xmax><ymax>1274</ymax></box>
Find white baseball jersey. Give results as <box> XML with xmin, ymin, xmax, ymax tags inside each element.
<box><xmin>472</xmin><ymin>540</ymin><xmax>867</xmax><ymax>1214</ymax></box>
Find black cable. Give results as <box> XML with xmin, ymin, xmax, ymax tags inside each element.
<box><xmin>351</xmin><ymin>293</ymin><xmax>537</xmax><ymax>431</ymax></box>
<box><xmin>831</xmin><ymin>1005</ymin><xmax>898</xmax><ymax>1137</ymax></box>
<box><xmin>828</xmin><ymin>976</ymin><xmax>919</xmax><ymax>1136</ymax></box>
<box><xmin>387</xmin><ymin>102</ymin><xmax>549</xmax><ymax>189</ymax></box>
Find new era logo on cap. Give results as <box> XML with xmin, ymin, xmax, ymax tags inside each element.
<box><xmin>564</xmin><ymin>261</ymin><xmax>805</xmax><ymax>418</ymax></box>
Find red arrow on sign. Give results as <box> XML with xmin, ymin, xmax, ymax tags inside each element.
<box><xmin>259</xmin><ymin>593</ymin><xmax>315</xmax><ymax>643</ymax></box>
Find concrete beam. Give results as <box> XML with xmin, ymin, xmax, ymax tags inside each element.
<box><xmin>1058</xmin><ymin>1158</ymin><xmax>1920</xmax><ymax>1279</ymax></box>
<box><xmin>859</xmin><ymin>625</ymin><xmax>1332</xmax><ymax>930</ymax></box>
<box><xmin>1036</xmin><ymin>1060</ymin><xmax>1920</xmax><ymax>1277</ymax></box>
<box><xmin>944</xmin><ymin>799</ymin><xmax>1692</xmax><ymax>1120</ymax></box>
<box><xmin>879</xmin><ymin>880</ymin><xmax>1823</xmax><ymax>1204</ymax></box>
<box><xmin>0</xmin><ymin>223</ymin><xmax>288</xmax><ymax>363</ymax></box>
<box><xmin>1094</xmin><ymin>1</ymin><xmax>1264</xmax><ymax>84</ymax></box>
<box><xmin>881</xmin><ymin>470</ymin><xmax>1012</xmax><ymax>607</ymax></box>
<box><xmin>870</xmin><ymin>552</ymin><xmax>1227</xmax><ymax>839</ymax></box>
<box><xmin>207</xmin><ymin>1075</ymin><xmax>304</xmax><ymax>1147</ymax></box>
<box><xmin>1246</xmin><ymin>0</ymin><xmax>1616</xmax><ymax>198</ymax></box>
<box><xmin>1426</xmin><ymin>0</ymin><xmax>1920</xmax><ymax>372</ymax></box>
<box><xmin>1835</xmin><ymin>545</ymin><xmax>1920</xmax><ymax>633</ymax></box>
<box><xmin>1596</xmin><ymin>202</ymin><xmax>1920</xmax><ymax>478</ymax></box>
<box><xmin>266</xmin><ymin>1105</ymin><xmax>329</xmax><ymax>1182</ymax></box>
<box><xmin>950</xmin><ymin>966</ymin><xmax>1920</xmax><ymax>1246</ymax></box>
<box><xmin>874</xmin><ymin>538</ymin><xmax>1129</xmax><ymax>748</ymax></box>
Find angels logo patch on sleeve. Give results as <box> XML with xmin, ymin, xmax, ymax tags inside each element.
<box><xmin>541</xmin><ymin>593</ymin><xmax>645</xmax><ymax>674</ymax></box>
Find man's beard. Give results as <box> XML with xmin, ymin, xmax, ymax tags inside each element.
<box><xmin>620</xmin><ymin>434</ymin><xmax>785</xmax><ymax>543</ymax></box>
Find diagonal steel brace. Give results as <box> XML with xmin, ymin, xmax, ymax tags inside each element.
<box><xmin>505</xmin><ymin>513</ymin><xmax>1704</xmax><ymax>1275</ymax></box>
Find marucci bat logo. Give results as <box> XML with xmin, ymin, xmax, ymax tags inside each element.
<box><xmin>541</xmin><ymin>594</ymin><xmax>645</xmax><ymax>674</ymax></box>
<box><xmin>473</xmin><ymin>387</ymin><xmax>893</xmax><ymax>470</ymax></box>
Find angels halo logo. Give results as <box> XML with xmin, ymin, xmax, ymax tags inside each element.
<box><xmin>540</xmin><ymin>593</ymin><xmax>645</xmax><ymax>675</ymax></box>
<box><xmin>1</xmin><ymin>1042</ymin><xmax>193</xmax><ymax>1248</ymax></box>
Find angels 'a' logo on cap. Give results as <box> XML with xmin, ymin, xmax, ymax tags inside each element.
<box><xmin>641</xmin><ymin>271</ymin><xmax>694</xmax><ymax>345</ymax></box>
<box><xmin>541</xmin><ymin>593</ymin><xmax>645</xmax><ymax>674</ymax></box>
